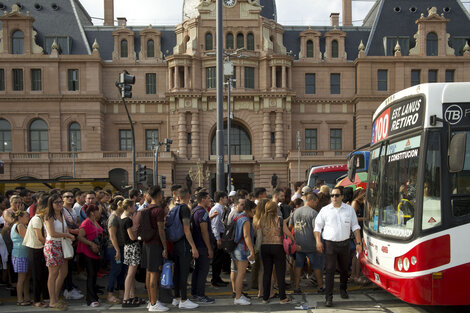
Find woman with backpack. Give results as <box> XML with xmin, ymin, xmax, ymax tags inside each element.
<box><xmin>22</xmin><ymin>193</ymin><xmax>49</xmax><ymax>307</ymax></box>
<box><xmin>232</xmin><ymin>198</ymin><xmax>255</xmax><ymax>306</ymax></box>
<box><xmin>259</xmin><ymin>201</ymin><xmax>294</xmax><ymax>304</ymax></box>
<box><xmin>120</xmin><ymin>199</ymin><xmax>142</xmax><ymax>307</ymax></box>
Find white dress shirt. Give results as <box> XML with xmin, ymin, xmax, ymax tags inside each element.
<box><xmin>209</xmin><ymin>203</ymin><xmax>225</xmax><ymax>240</ymax></box>
<box><xmin>314</xmin><ymin>202</ymin><xmax>360</xmax><ymax>242</ymax></box>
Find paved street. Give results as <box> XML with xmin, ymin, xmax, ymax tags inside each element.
<box><xmin>1</xmin><ymin>270</ymin><xmax>468</xmax><ymax>313</ymax></box>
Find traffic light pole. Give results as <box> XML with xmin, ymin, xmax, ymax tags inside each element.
<box><xmin>216</xmin><ymin>0</ymin><xmax>225</xmax><ymax>192</ymax></box>
<box><xmin>153</xmin><ymin>144</ymin><xmax>159</xmax><ymax>186</ymax></box>
<box><xmin>122</xmin><ymin>97</ymin><xmax>136</xmax><ymax>189</ymax></box>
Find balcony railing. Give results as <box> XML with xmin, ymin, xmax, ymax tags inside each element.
<box><xmin>0</xmin><ymin>151</ymin><xmax>174</xmax><ymax>161</ymax></box>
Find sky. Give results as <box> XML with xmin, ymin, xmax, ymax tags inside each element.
<box><xmin>79</xmin><ymin>0</ymin><xmax>378</xmax><ymax>27</ymax></box>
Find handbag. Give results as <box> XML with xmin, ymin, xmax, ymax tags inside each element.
<box><xmin>281</xmin><ymin>217</ymin><xmax>296</xmax><ymax>255</ymax></box>
<box><xmin>160</xmin><ymin>260</ymin><xmax>173</xmax><ymax>289</ymax></box>
<box><xmin>61</xmin><ymin>216</ymin><xmax>74</xmax><ymax>260</ymax></box>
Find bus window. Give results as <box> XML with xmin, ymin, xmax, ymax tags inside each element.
<box><xmin>450</xmin><ymin>131</ymin><xmax>470</xmax><ymax>218</ymax></box>
<box><xmin>422</xmin><ymin>132</ymin><xmax>441</xmax><ymax>230</ymax></box>
<box><xmin>366</xmin><ymin>136</ymin><xmax>421</xmax><ymax>238</ymax></box>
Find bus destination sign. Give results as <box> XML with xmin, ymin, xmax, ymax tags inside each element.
<box><xmin>372</xmin><ymin>96</ymin><xmax>424</xmax><ymax>144</ymax></box>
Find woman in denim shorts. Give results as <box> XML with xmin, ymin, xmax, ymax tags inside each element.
<box><xmin>231</xmin><ymin>199</ymin><xmax>255</xmax><ymax>305</ymax></box>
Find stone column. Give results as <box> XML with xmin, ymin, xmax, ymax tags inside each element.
<box><xmin>241</xmin><ymin>66</ymin><xmax>245</xmax><ymax>89</ymax></box>
<box><xmin>236</xmin><ymin>66</ymin><xmax>242</xmax><ymax>88</ymax></box>
<box><xmin>175</xmin><ymin>66</ymin><xmax>180</xmax><ymax>89</ymax></box>
<box><xmin>178</xmin><ymin>112</ymin><xmax>187</xmax><ymax>159</ymax></box>
<box><xmin>275</xmin><ymin>111</ymin><xmax>284</xmax><ymax>158</ymax></box>
<box><xmin>263</xmin><ymin>112</ymin><xmax>271</xmax><ymax>158</ymax></box>
<box><xmin>288</xmin><ymin>67</ymin><xmax>292</xmax><ymax>89</ymax></box>
<box><xmin>184</xmin><ymin>66</ymin><xmax>189</xmax><ymax>89</ymax></box>
<box><xmin>282</xmin><ymin>66</ymin><xmax>287</xmax><ymax>89</ymax></box>
<box><xmin>191</xmin><ymin>111</ymin><xmax>200</xmax><ymax>159</ymax></box>
<box><xmin>168</xmin><ymin>68</ymin><xmax>173</xmax><ymax>89</ymax></box>
<box><xmin>271</xmin><ymin>66</ymin><xmax>276</xmax><ymax>88</ymax></box>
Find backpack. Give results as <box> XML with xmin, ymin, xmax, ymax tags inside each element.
<box><xmin>165</xmin><ymin>204</ymin><xmax>185</xmax><ymax>242</ymax></box>
<box><xmin>221</xmin><ymin>215</ymin><xmax>243</xmax><ymax>253</ymax></box>
<box><xmin>132</xmin><ymin>207</ymin><xmax>156</xmax><ymax>242</ymax></box>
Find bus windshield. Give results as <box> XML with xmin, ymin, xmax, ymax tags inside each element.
<box><xmin>309</xmin><ymin>171</ymin><xmax>347</xmax><ymax>189</ymax></box>
<box><xmin>366</xmin><ymin>135</ymin><xmax>421</xmax><ymax>238</ymax></box>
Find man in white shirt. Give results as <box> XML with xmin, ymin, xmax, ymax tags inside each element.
<box><xmin>209</xmin><ymin>191</ymin><xmax>229</xmax><ymax>287</ymax></box>
<box><xmin>291</xmin><ymin>181</ymin><xmax>303</xmax><ymax>201</ymax></box>
<box><xmin>314</xmin><ymin>187</ymin><xmax>362</xmax><ymax>307</ymax></box>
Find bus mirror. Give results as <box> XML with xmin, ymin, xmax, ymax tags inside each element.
<box><xmin>449</xmin><ymin>132</ymin><xmax>467</xmax><ymax>173</ymax></box>
<box><xmin>348</xmin><ymin>155</ymin><xmax>357</xmax><ymax>182</ymax></box>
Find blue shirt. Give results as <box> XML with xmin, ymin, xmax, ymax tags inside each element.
<box><xmin>191</xmin><ymin>206</ymin><xmax>213</xmax><ymax>249</ymax></box>
<box><xmin>234</xmin><ymin>213</ymin><xmax>254</xmax><ymax>245</ymax></box>
<box><xmin>11</xmin><ymin>224</ymin><xmax>28</xmax><ymax>258</ymax></box>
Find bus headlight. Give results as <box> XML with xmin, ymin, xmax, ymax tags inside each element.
<box><xmin>411</xmin><ymin>256</ymin><xmax>417</xmax><ymax>265</ymax></box>
<box><xmin>397</xmin><ymin>258</ymin><xmax>403</xmax><ymax>271</ymax></box>
<box><xmin>403</xmin><ymin>257</ymin><xmax>410</xmax><ymax>271</ymax></box>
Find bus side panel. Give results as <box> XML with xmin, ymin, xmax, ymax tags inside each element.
<box><xmin>432</xmin><ymin>262</ymin><xmax>470</xmax><ymax>305</ymax></box>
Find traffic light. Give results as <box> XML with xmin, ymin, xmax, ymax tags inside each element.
<box><xmin>161</xmin><ymin>176</ymin><xmax>166</xmax><ymax>188</ymax></box>
<box><xmin>119</xmin><ymin>70</ymin><xmax>135</xmax><ymax>98</ymax></box>
<box><xmin>164</xmin><ymin>138</ymin><xmax>173</xmax><ymax>152</ymax></box>
<box><xmin>137</xmin><ymin>164</ymin><xmax>146</xmax><ymax>182</ymax></box>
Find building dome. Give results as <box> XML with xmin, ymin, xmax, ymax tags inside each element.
<box><xmin>182</xmin><ymin>0</ymin><xmax>277</xmax><ymax>21</ymax></box>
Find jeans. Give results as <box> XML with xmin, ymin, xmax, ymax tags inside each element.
<box><xmin>324</xmin><ymin>240</ymin><xmax>350</xmax><ymax>300</ymax></box>
<box><xmin>191</xmin><ymin>247</ymin><xmax>209</xmax><ymax>297</ymax></box>
<box><xmin>84</xmin><ymin>255</ymin><xmax>100</xmax><ymax>305</ymax></box>
<box><xmin>261</xmin><ymin>244</ymin><xmax>287</xmax><ymax>301</ymax></box>
<box><xmin>211</xmin><ymin>236</ymin><xmax>226</xmax><ymax>282</ymax></box>
<box><xmin>173</xmin><ymin>240</ymin><xmax>192</xmax><ymax>300</ymax></box>
<box><xmin>106</xmin><ymin>246</ymin><xmax>127</xmax><ymax>292</ymax></box>
<box><xmin>28</xmin><ymin>247</ymin><xmax>49</xmax><ymax>303</ymax></box>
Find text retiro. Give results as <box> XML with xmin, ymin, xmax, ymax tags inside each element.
<box><xmin>390</xmin><ymin>99</ymin><xmax>422</xmax><ymax>131</ymax></box>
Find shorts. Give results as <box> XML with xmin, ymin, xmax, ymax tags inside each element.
<box><xmin>231</xmin><ymin>242</ymin><xmax>248</xmax><ymax>262</ymax></box>
<box><xmin>295</xmin><ymin>251</ymin><xmax>324</xmax><ymax>270</ymax></box>
<box><xmin>12</xmin><ymin>256</ymin><xmax>29</xmax><ymax>273</ymax></box>
<box><xmin>141</xmin><ymin>243</ymin><xmax>163</xmax><ymax>272</ymax></box>
<box><xmin>124</xmin><ymin>242</ymin><xmax>141</xmax><ymax>267</ymax></box>
<box><xmin>44</xmin><ymin>240</ymin><xmax>65</xmax><ymax>267</ymax></box>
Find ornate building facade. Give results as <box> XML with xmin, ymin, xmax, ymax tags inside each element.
<box><xmin>0</xmin><ymin>0</ymin><xmax>469</xmax><ymax>193</ymax></box>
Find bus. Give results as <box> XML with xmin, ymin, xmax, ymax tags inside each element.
<box><xmin>359</xmin><ymin>83</ymin><xmax>470</xmax><ymax>305</ymax></box>
<box><xmin>306</xmin><ymin>164</ymin><xmax>347</xmax><ymax>189</ymax></box>
<box><xmin>348</xmin><ymin>150</ymin><xmax>370</xmax><ymax>173</ymax></box>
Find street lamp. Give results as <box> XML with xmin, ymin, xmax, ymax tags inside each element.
<box><xmin>297</xmin><ymin>130</ymin><xmax>301</xmax><ymax>181</ymax></box>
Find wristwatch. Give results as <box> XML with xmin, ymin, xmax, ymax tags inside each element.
<box><xmin>356</xmin><ymin>242</ymin><xmax>361</xmax><ymax>245</ymax></box>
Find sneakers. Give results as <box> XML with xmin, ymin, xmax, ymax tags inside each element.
<box><xmin>178</xmin><ymin>299</ymin><xmax>199</xmax><ymax>309</ymax></box>
<box><xmin>234</xmin><ymin>297</ymin><xmax>251</xmax><ymax>305</ymax></box>
<box><xmin>64</xmin><ymin>289</ymin><xmax>84</xmax><ymax>300</ymax></box>
<box><xmin>149</xmin><ymin>302</ymin><xmax>169</xmax><ymax>312</ymax></box>
<box><xmin>317</xmin><ymin>287</ymin><xmax>325</xmax><ymax>294</ymax></box>
<box><xmin>90</xmin><ymin>301</ymin><xmax>100</xmax><ymax>307</ymax></box>
<box><xmin>197</xmin><ymin>296</ymin><xmax>215</xmax><ymax>304</ymax></box>
<box><xmin>340</xmin><ymin>289</ymin><xmax>349</xmax><ymax>299</ymax></box>
<box><xmin>172</xmin><ymin>299</ymin><xmax>180</xmax><ymax>307</ymax></box>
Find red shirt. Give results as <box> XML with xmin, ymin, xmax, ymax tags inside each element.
<box><xmin>145</xmin><ymin>204</ymin><xmax>165</xmax><ymax>247</ymax></box>
<box><xmin>77</xmin><ymin>218</ymin><xmax>103</xmax><ymax>259</ymax></box>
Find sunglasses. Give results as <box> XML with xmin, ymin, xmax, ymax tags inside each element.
<box><xmin>331</xmin><ymin>194</ymin><xmax>342</xmax><ymax>198</ymax></box>
<box><xmin>64</xmin><ymin>195</ymin><xmax>73</xmax><ymax>198</ymax></box>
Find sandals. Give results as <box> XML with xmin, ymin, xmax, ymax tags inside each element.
<box><xmin>122</xmin><ymin>299</ymin><xmax>140</xmax><ymax>308</ymax></box>
<box><xmin>33</xmin><ymin>302</ymin><xmax>47</xmax><ymax>308</ymax></box>
<box><xmin>107</xmin><ymin>296</ymin><xmax>121</xmax><ymax>304</ymax></box>
<box><xmin>17</xmin><ymin>300</ymin><xmax>32</xmax><ymax>306</ymax></box>
<box><xmin>49</xmin><ymin>302</ymin><xmax>68</xmax><ymax>311</ymax></box>
<box><xmin>133</xmin><ymin>297</ymin><xmax>143</xmax><ymax>305</ymax></box>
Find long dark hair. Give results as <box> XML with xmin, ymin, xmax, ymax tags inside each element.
<box><xmin>46</xmin><ymin>193</ymin><xmax>62</xmax><ymax>221</ymax></box>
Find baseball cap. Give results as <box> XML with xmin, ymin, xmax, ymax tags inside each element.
<box><xmin>301</xmin><ymin>186</ymin><xmax>313</xmax><ymax>195</ymax></box>
<box><xmin>228</xmin><ymin>191</ymin><xmax>236</xmax><ymax>197</ymax></box>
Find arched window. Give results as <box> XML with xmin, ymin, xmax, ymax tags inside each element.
<box><xmin>120</xmin><ymin>39</ymin><xmax>128</xmax><ymax>58</ymax></box>
<box><xmin>331</xmin><ymin>40</ymin><xmax>339</xmax><ymax>58</ymax></box>
<box><xmin>29</xmin><ymin>119</ymin><xmax>48</xmax><ymax>152</ymax></box>
<box><xmin>426</xmin><ymin>32</ymin><xmax>438</xmax><ymax>56</ymax></box>
<box><xmin>0</xmin><ymin>119</ymin><xmax>12</xmax><ymax>152</ymax></box>
<box><xmin>205</xmin><ymin>32</ymin><xmax>213</xmax><ymax>50</ymax></box>
<box><xmin>247</xmin><ymin>33</ymin><xmax>254</xmax><ymax>51</ymax></box>
<box><xmin>236</xmin><ymin>33</ymin><xmax>244</xmax><ymax>49</ymax></box>
<box><xmin>211</xmin><ymin>122</ymin><xmax>251</xmax><ymax>155</ymax></box>
<box><xmin>226</xmin><ymin>33</ymin><xmax>234</xmax><ymax>49</ymax></box>
<box><xmin>306</xmin><ymin>40</ymin><xmax>314</xmax><ymax>58</ymax></box>
<box><xmin>11</xmin><ymin>30</ymin><xmax>24</xmax><ymax>54</ymax></box>
<box><xmin>147</xmin><ymin>39</ymin><xmax>155</xmax><ymax>58</ymax></box>
<box><xmin>69</xmin><ymin>122</ymin><xmax>81</xmax><ymax>152</ymax></box>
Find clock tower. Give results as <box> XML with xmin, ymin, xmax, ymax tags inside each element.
<box><xmin>182</xmin><ymin>0</ymin><xmax>277</xmax><ymax>21</ymax></box>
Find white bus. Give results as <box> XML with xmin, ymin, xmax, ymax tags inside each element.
<box><xmin>359</xmin><ymin>83</ymin><xmax>470</xmax><ymax>305</ymax></box>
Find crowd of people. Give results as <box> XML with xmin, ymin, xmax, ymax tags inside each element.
<box><xmin>0</xmin><ymin>180</ymin><xmax>367</xmax><ymax>310</ymax></box>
